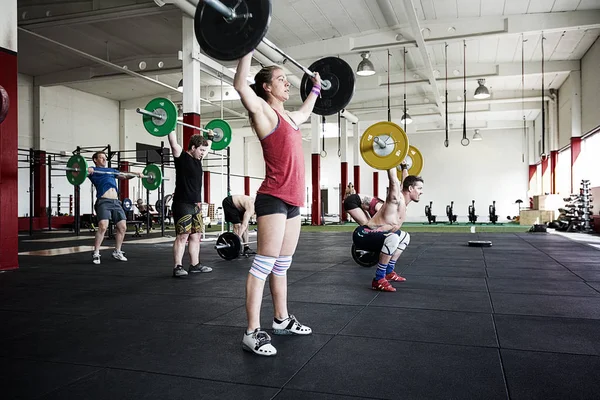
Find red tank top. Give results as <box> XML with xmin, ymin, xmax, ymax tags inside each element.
<box><xmin>257</xmin><ymin>110</ymin><xmax>305</xmax><ymax>206</ymax></box>
<box><xmin>369</xmin><ymin>197</ymin><xmax>383</xmax><ymax>216</ymax></box>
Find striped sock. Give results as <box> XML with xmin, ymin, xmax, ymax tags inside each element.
<box><xmin>375</xmin><ymin>262</ymin><xmax>387</xmax><ymax>280</ymax></box>
<box><xmin>386</xmin><ymin>260</ymin><xmax>396</xmax><ymax>275</ymax></box>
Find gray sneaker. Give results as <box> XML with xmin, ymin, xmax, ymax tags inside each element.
<box><xmin>172</xmin><ymin>265</ymin><xmax>188</xmax><ymax>277</ymax></box>
<box><xmin>92</xmin><ymin>253</ymin><xmax>101</xmax><ymax>265</ymax></box>
<box><xmin>112</xmin><ymin>250</ymin><xmax>127</xmax><ymax>261</ymax></box>
<box><xmin>242</xmin><ymin>328</ymin><xmax>277</xmax><ymax>356</ymax></box>
<box><xmin>189</xmin><ymin>263</ymin><xmax>212</xmax><ymax>273</ymax></box>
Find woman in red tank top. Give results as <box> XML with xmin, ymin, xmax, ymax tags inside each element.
<box><xmin>233</xmin><ymin>52</ymin><xmax>322</xmax><ymax>356</ymax></box>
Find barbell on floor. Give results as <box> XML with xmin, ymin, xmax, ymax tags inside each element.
<box><xmin>136</xmin><ymin>97</ymin><xmax>232</xmax><ymax>151</ymax></box>
<box><xmin>52</xmin><ymin>154</ymin><xmax>167</xmax><ymax>191</ymax></box>
<box><xmin>194</xmin><ymin>0</ymin><xmax>355</xmax><ymax>116</ymax></box>
<box><xmin>215</xmin><ymin>231</ymin><xmax>256</xmax><ymax>260</ymax></box>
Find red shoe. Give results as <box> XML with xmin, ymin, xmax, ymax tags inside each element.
<box><xmin>372</xmin><ymin>278</ymin><xmax>396</xmax><ymax>292</ymax></box>
<box><xmin>385</xmin><ymin>271</ymin><xmax>406</xmax><ymax>282</ymax></box>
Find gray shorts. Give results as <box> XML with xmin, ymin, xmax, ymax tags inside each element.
<box><xmin>95</xmin><ymin>198</ymin><xmax>126</xmax><ymax>224</ymax></box>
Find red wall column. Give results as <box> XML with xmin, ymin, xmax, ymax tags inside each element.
<box><xmin>571</xmin><ymin>137</ymin><xmax>581</xmax><ymax>193</ymax></box>
<box><xmin>311</xmin><ymin>154</ymin><xmax>321</xmax><ymax>225</ymax></box>
<box><xmin>203</xmin><ymin>170</ymin><xmax>210</xmax><ymax>203</ymax></box>
<box><xmin>183</xmin><ymin>113</ymin><xmax>201</xmax><ymax>147</ymax></box>
<box><xmin>340</xmin><ymin>162</ymin><xmax>348</xmax><ymax>222</ymax></box>
<box><xmin>0</xmin><ymin>48</ymin><xmax>19</xmax><ymax>270</ymax></box>
<box><xmin>244</xmin><ymin>176</ymin><xmax>250</xmax><ymax>196</ymax></box>
<box><xmin>354</xmin><ymin>165</ymin><xmax>360</xmax><ymax>194</ymax></box>
<box><xmin>528</xmin><ymin>164</ymin><xmax>536</xmax><ymax>194</ymax></box>
<box><xmin>550</xmin><ymin>150</ymin><xmax>558</xmax><ymax>194</ymax></box>
<box><xmin>373</xmin><ymin>172</ymin><xmax>379</xmax><ymax>198</ymax></box>
<box><xmin>119</xmin><ymin>161</ymin><xmax>129</xmax><ymax>201</ymax></box>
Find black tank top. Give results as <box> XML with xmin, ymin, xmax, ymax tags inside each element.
<box><xmin>173</xmin><ymin>151</ymin><xmax>203</xmax><ymax>203</ymax></box>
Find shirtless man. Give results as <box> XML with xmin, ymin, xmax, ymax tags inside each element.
<box><xmin>343</xmin><ymin>193</ymin><xmax>384</xmax><ymax>225</ymax></box>
<box><xmin>222</xmin><ymin>195</ymin><xmax>256</xmax><ymax>255</ymax></box>
<box><xmin>352</xmin><ymin>163</ymin><xmax>424</xmax><ymax>291</ymax></box>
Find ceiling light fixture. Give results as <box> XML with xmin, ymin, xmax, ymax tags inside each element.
<box><xmin>356</xmin><ymin>52</ymin><xmax>375</xmax><ymax>76</ymax></box>
<box><xmin>401</xmin><ymin>47</ymin><xmax>412</xmax><ymax>127</ymax></box>
<box><xmin>177</xmin><ymin>79</ymin><xmax>183</xmax><ymax>93</ymax></box>
<box><xmin>473</xmin><ymin>129</ymin><xmax>483</xmax><ymax>141</ymax></box>
<box><xmin>474</xmin><ymin>78</ymin><xmax>490</xmax><ymax>99</ymax></box>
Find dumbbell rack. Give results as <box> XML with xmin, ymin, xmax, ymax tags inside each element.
<box><xmin>581</xmin><ymin>180</ymin><xmax>593</xmax><ymax>232</ymax></box>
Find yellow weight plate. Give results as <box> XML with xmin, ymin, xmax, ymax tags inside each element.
<box><xmin>360</xmin><ymin>121</ymin><xmax>409</xmax><ymax>170</ymax></box>
<box><xmin>397</xmin><ymin>145</ymin><xmax>424</xmax><ymax>180</ymax></box>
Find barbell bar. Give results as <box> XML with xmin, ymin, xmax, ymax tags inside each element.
<box><xmin>194</xmin><ymin>0</ymin><xmax>355</xmax><ymax>116</ymax></box>
<box><xmin>55</xmin><ymin>154</ymin><xmax>167</xmax><ymax>191</ymax></box>
<box><xmin>137</xmin><ymin>98</ymin><xmax>232</xmax><ymax>151</ymax></box>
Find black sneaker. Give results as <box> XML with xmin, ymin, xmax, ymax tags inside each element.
<box><xmin>188</xmin><ymin>263</ymin><xmax>212</xmax><ymax>273</ymax></box>
<box><xmin>243</xmin><ymin>247</ymin><xmax>256</xmax><ymax>257</ymax></box>
<box><xmin>172</xmin><ymin>265</ymin><xmax>188</xmax><ymax>277</ymax></box>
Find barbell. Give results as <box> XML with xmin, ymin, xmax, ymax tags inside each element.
<box><xmin>215</xmin><ymin>231</ymin><xmax>256</xmax><ymax>260</ymax></box>
<box><xmin>54</xmin><ymin>154</ymin><xmax>167</xmax><ymax>191</ymax></box>
<box><xmin>0</xmin><ymin>85</ymin><xmax>9</xmax><ymax>125</ymax></box>
<box><xmin>136</xmin><ymin>98</ymin><xmax>232</xmax><ymax>151</ymax></box>
<box><xmin>194</xmin><ymin>0</ymin><xmax>355</xmax><ymax>116</ymax></box>
<box><xmin>359</xmin><ymin>121</ymin><xmax>424</xmax><ymax>176</ymax></box>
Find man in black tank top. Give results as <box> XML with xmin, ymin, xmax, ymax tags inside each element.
<box><xmin>167</xmin><ymin>132</ymin><xmax>212</xmax><ymax>277</ymax></box>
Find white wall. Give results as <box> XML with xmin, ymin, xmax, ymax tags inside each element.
<box><xmin>18</xmin><ymin>74</ymin><xmax>34</xmax><ymax>217</ymax></box>
<box><xmin>558</xmin><ymin>74</ymin><xmax>572</xmax><ymax>149</ymax></box>
<box><xmin>581</xmin><ymin>37</ymin><xmax>600</xmax><ymax>136</ymax></box>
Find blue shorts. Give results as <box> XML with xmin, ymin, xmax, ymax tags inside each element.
<box><xmin>95</xmin><ymin>198</ymin><xmax>126</xmax><ymax>224</ymax></box>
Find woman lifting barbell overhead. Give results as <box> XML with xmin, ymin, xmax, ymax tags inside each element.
<box><xmin>233</xmin><ymin>52</ymin><xmax>321</xmax><ymax>356</ymax></box>
<box><xmin>87</xmin><ymin>151</ymin><xmax>141</xmax><ymax>265</ymax></box>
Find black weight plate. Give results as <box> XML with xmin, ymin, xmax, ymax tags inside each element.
<box><xmin>216</xmin><ymin>232</ymin><xmax>242</xmax><ymax>260</ymax></box>
<box><xmin>351</xmin><ymin>244</ymin><xmax>378</xmax><ymax>268</ymax></box>
<box><xmin>0</xmin><ymin>85</ymin><xmax>9</xmax><ymax>124</ymax></box>
<box><xmin>300</xmin><ymin>57</ymin><xmax>355</xmax><ymax>116</ymax></box>
<box><xmin>468</xmin><ymin>241</ymin><xmax>493</xmax><ymax>247</ymax></box>
<box><xmin>194</xmin><ymin>0</ymin><xmax>271</xmax><ymax>61</ymax></box>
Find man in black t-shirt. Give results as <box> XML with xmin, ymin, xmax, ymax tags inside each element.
<box><xmin>168</xmin><ymin>132</ymin><xmax>212</xmax><ymax>277</ymax></box>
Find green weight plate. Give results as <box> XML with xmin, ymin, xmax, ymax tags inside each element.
<box><xmin>66</xmin><ymin>154</ymin><xmax>88</xmax><ymax>186</ymax></box>
<box><xmin>205</xmin><ymin>119</ymin><xmax>232</xmax><ymax>151</ymax></box>
<box><xmin>142</xmin><ymin>98</ymin><xmax>178</xmax><ymax>137</ymax></box>
<box><xmin>142</xmin><ymin>164</ymin><xmax>163</xmax><ymax>191</ymax></box>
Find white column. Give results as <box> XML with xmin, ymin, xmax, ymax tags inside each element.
<box><xmin>571</xmin><ymin>70</ymin><xmax>582</xmax><ymax>138</ymax></box>
<box><xmin>182</xmin><ymin>15</ymin><xmax>201</xmax><ymax>114</ymax></box>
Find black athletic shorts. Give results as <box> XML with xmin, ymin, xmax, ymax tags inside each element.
<box><xmin>222</xmin><ymin>196</ymin><xmax>243</xmax><ymax>224</ymax></box>
<box><xmin>172</xmin><ymin>201</ymin><xmax>203</xmax><ymax>234</ymax></box>
<box><xmin>255</xmin><ymin>193</ymin><xmax>299</xmax><ymax>219</ymax></box>
<box><xmin>343</xmin><ymin>194</ymin><xmax>362</xmax><ymax>211</ymax></box>
<box><xmin>352</xmin><ymin>225</ymin><xmax>404</xmax><ymax>253</ymax></box>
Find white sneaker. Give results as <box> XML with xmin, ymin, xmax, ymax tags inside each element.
<box><xmin>242</xmin><ymin>329</ymin><xmax>277</xmax><ymax>356</ymax></box>
<box><xmin>272</xmin><ymin>314</ymin><xmax>312</xmax><ymax>335</ymax></box>
<box><xmin>92</xmin><ymin>253</ymin><xmax>101</xmax><ymax>265</ymax></box>
<box><xmin>112</xmin><ymin>250</ymin><xmax>128</xmax><ymax>261</ymax></box>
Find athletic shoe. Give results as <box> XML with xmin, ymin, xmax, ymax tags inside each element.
<box><xmin>112</xmin><ymin>250</ymin><xmax>128</xmax><ymax>262</ymax></box>
<box><xmin>242</xmin><ymin>328</ymin><xmax>277</xmax><ymax>356</ymax></box>
<box><xmin>172</xmin><ymin>265</ymin><xmax>188</xmax><ymax>277</ymax></box>
<box><xmin>92</xmin><ymin>253</ymin><xmax>101</xmax><ymax>265</ymax></box>
<box><xmin>372</xmin><ymin>278</ymin><xmax>396</xmax><ymax>292</ymax></box>
<box><xmin>272</xmin><ymin>314</ymin><xmax>312</xmax><ymax>335</ymax></box>
<box><xmin>188</xmin><ymin>263</ymin><xmax>212</xmax><ymax>273</ymax></box>
<box><xmin>385</xmin><ymin>271</ymin><xmax>406</xmax><ymax>282</ymax></box>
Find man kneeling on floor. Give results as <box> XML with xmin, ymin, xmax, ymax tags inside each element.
<box><xmin>352</xmin><ymin>163</ymin><xmax>424</xmax><ymax>292</ymax></box>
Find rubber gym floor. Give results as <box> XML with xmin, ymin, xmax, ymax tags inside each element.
<box><xmin>4</xmin><ymin>228</ymin><xmax>600</xmax><ymax>399</ymax></box>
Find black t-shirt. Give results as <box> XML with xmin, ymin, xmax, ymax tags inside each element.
<box><xmin>173</xmin><ymin>151</ymin><xmax>203</xmax><ymax>203</ymax></box>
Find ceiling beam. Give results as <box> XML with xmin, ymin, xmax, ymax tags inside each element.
<box><xmin>401</xmin><ymin>0</ymin><xmax>443</xmax><ymax>118</ymax></box>
<box><xmin>280</xmin><ymin>10</ymin><xmax>600</xmax><ymax>61</ymax></box>
<box><xmin>18</xmin><ymin>3</ymin><xmax>174</xmax><ymax>29</ymax></box>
